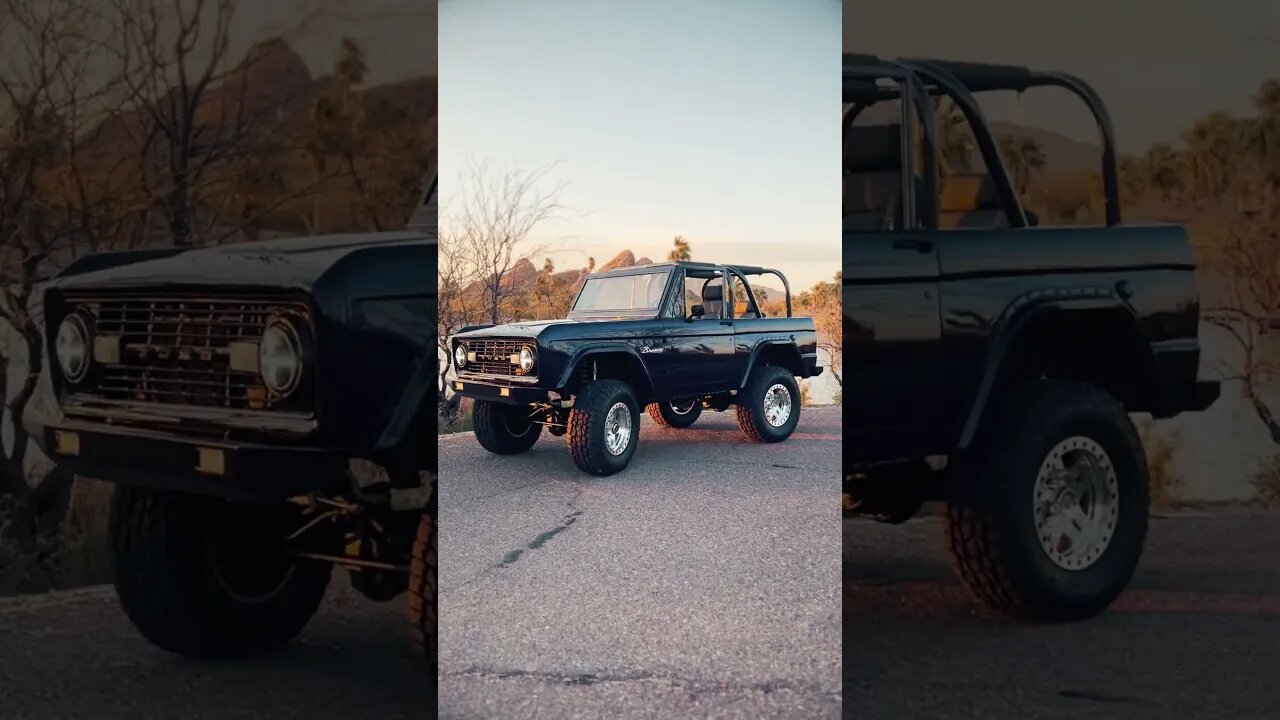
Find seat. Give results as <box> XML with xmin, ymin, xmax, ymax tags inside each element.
<box><xmin>701</xmin><ymin>283</ymin><xmax>724</xmax><ymax>318</ymax></box>
<box><xmin>845</xmin><ymin>124</ymin><xmax>904</xmax><ymax>231</ymax></box>
<box><xmin>938</xmin><ymin>174</ymin><xmax>1009</xmax><ymax>229</ymax></box>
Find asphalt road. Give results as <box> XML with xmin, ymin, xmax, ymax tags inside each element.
<box><xmin>846</xmin><ymin>509</ymin><xmax>1280</xmax><ymax>720</ymax></box>
<box><xmin>0</xmin><ymin>586</ymin><xmax>433</xmax><ymax>719</ymax></box>
<box><xmin>437</xmin><ymin>406</ymin><xmax>842</xmax><ymax>720</ymax></box>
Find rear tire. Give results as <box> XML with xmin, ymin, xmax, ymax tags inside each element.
<box><xmin>567</xmin><ymin>380</ymin><xmax>640</xmax><ymax>476</ymax></box>
<box><xmin>944</xmin><ymin>380</ymin><xmax>1148</xmax><ymax>621</ymax></box>
<box><xmin>408</xmin><ymin>513</ymin><xmax>437</xmax><ymax>665</ymax></box>
<box><xmin>473</xmin><ymin>400</ymin><xmax>542</xmax><ymax>454</ymax></box>
<box><xmin>110</xmin><ymin>486</ymin><xmax>332</xmax><ymax>659</ymax></box>
<box><xmin>646</xmin><ymin>399</ymin><xmax>702</xmax><ymax>428</ymax></box>
<box><xmin>735</xmin><ymin>366</ymin><xmax>801</xmax><ymax>442</ymax></box>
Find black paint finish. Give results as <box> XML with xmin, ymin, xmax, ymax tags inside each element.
<box><xmin>451</xmin><ymin>262</ymin><xmax>822</xmax><ymax>406</ymax></box>
<box><xmin>845</xmin><ymin>223</ymin><xmax>1213</xmax><ymax>464</ymax></box>
<box><xmin>34</xmin><ymin>229</ymin><xmax>438</xmax><ymax>498</ymax></box>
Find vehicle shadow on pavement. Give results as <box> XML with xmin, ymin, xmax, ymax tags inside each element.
<box><xmin>844</xmin><ymin>513</ymin><xmax>1280</xmax><ymax>719</ymax></box>
<box><xmin>0</xmin><ymin>591</ymin><xmax>434</xmax><ymax>720</ymax></box>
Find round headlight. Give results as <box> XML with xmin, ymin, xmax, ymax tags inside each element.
<box><xmin>260</xmin><ymin>319</ymin><xmax>303</xmax><ymax>395</ymax></box>
<box><xmin>519</xmin><ymin>346</ymin><xmax>535</xmax><ymax>373</ymax></box>
<box><xmin>55</xmin><ymin>314</ymin><xmax>91</xmax><ymax>383</ymax></box>
<box><xmin>454</xmin><ymin>343</ymin><xmax>467</xmax><ymax>369</ymax></box>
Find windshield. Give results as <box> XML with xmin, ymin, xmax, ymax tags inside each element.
<box><xmin>572</xmin><ymin>271</ymin><xmax>671</xmax><ymax>314</ymax></box>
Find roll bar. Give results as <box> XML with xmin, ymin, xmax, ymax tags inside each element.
<box><xmin>844</xmin><ymin>55</ymin><xmax>1122</xmax><ymax>227</ymax></box>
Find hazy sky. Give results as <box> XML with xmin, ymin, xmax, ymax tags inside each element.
<box><xmin>846</xmin><ymin>0</ymin><xmax>1280</xmax><ymax>152</ymax></box>
<box><xmin>440</xmin><ymin>0</ymin><xmax>840</xmax><ymax>290</ymax></box>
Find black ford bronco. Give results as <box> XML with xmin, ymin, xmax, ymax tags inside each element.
<box><xmin>843</xmin><ymin>56</ymin><xmax>1220</xmax><ymax>619</ymax></box>
<box><xmin>33</xmin><ymin>174</ymin><xmax>440</xmax><ymax>662</ymax></box>
<box><xmin>449</xmin><ymin>261</ymin><xmax>824</xmax><ymax>475</ymax></box>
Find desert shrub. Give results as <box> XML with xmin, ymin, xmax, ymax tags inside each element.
<box><xmin>0</xmin><ymin>480</ymin><xmax>113</xmax><ymax>596</ymax></box>
<box><xmin>1252</xmin><ymin>455</ymin><xmax>1280</xmax><ymax>507</ymax></box>
<box><xmin>438</xmin><ymin>396</ymin><xmax>475</xmax><ymax>434</ymax></box>
<box><xmin>1137</xmin><ymin>418</ymin><xmax>1183</xmax><ymax>508</ymax></box>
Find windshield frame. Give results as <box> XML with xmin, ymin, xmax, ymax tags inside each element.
<box><xmin>567</xmin><ymin>267</ymin><xmax>677</xmax><ymax>319</ymax></box>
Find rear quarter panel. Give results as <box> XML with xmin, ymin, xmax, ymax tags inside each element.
<box><xmin>933</xmin><ymin>224</ymin><xmax>1200</xmax><ymax>442</ymax></box>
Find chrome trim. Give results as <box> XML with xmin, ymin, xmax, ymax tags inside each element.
<box><xmin>62</xmin><ymin>399</ymin><xmax>317</xmax><ymax>435</ymax></box>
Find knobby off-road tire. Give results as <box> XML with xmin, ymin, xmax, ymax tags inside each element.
<box><xmin>408</xmin><ymin>513</ymin><xmax>437</xmax><ymax>664</ymax></box>
<box><xmin>473</xmin><ymin>400</ymin><xmax>542</xmax><ymax>454</ymax></box>
<box><xmin>567</xmin><ymin>380</ymin><xmax>640</xmax><ymax>476</ymax></box>
<box><xmin>111</xmin><ymin>486</ymin><xmax>332</xmax><ymax>659</ymax></box>
<box><xmin>944</xmin><ymin>380</ymin><xmax>1149</xmax><ymax>622</ymax></box>
<box><xmin>735</xmin><ymin>365</ymin><xmax>801</xmax><ymax>442</ymax></box>
<box><xmin>646</xmin><ymin>399</ymin><xmax>702</xmax><ymax>428</ymax></box>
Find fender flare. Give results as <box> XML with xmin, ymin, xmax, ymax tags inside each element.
<box><xmin>555</xmin><ymin>344</ymin><xmax>658</xmax><ymax>396</ymax></box>
<box><xmin>737</xmin><ymin>338</ymin><xmax>804</xmax><ymax>388</ymax></box>
<box><xmin>373</xmin><ymin>351</ymin><xmax>436</xmax><ymax>459</ymax></box>
<box><xmin>955</xmin><ymin>286</ymin><xmax>1156</xmax><ymax>450</ymax></box>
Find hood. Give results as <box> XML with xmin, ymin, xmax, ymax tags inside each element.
<box><xmin>52</xmin><ymin>231</ymin><xmax>431</xmax><ymax>292</ymax></box>
<box><xmin>457</xmin><ymin>318</ymin><xmax>581</xmax><ymax>340</ymax></box>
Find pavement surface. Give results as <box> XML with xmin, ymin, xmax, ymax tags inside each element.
<box><xmin>437</xmin><ymin>406</ymin><xmax>842</xmax><ymax>720</ymax></box>
<box><xmin>0</xmin><ymin>585</ymin><xmax>433</xmax><ymax>719</ymax></box>
<box><xmin>845</xmin><ymin>510</ymin><xmax>1280</xmax><ymax>720</ymax></box>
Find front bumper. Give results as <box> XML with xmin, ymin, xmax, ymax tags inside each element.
<box><xmin>35</xmin><ymin>417</ymin><xmax>346</xmax><ymax>503</ymax></box>
<box><xmin>450</xmin><ymin>376</ymin><xmax>551</xmax><ymax>405</ymax></box>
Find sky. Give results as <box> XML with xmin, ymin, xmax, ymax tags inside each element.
<box><xmin>846</xmin><ymin>0</ymin><xmax>1280</xmax><ymax>152</ymax></box>
<box><xmin>439</xmin><ymin>0</ymin><xmax>841</xmax><ymax>291</ymax></box>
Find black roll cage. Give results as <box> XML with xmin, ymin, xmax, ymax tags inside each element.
<box><xmin>842</xmin><ymin>54</ymin><xmax>1121</xmax><ymax>229</ymax></box>
<box><xmin>575</xmin><ymin>261</ymin><xmax>796</xmax><ymax>321</ymax></box>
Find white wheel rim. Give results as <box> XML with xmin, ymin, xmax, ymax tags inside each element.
<box><xmin>763</xmin><ymin>383</ymin><xmax>791</xmax><ymax>427</ymax></box>
<box><xmin>670</xmin><ymin>400</ymin><xmax>696</xmax><ymax>415</ymax></box>
<box><xmin>605</xmin><ymin>401</ymin><xmax>632</xmax><ymax>455</ymax></box>
<box><xmin>1032</xmin><ymin>436</ymin><xmax>1119</xmax><ymax>571</ymax></box>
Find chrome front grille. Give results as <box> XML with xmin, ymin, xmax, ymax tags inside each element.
<box><xmin>65</xmin><ymin>295</ymin><xmax>311</xmax><ymax>410</ymax></box>
<box><xmin>463</xmin><ymin>338</ymin><xmax>526</xmax><ymax>376</ymax></box>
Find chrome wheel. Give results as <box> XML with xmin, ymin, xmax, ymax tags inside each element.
<box><xmin>604</xmin><ymin>401</ymin><xmax>632</xmax><ymax>456</ymax></box>
<box><xmin>1032</xmin><ymin>436</ymin><xmax>1119</xmax><ymax>571</ymax></box>
<box><xmin>670</xmin><ymin>400</ymin><xmax>697</xmax><ymax>415</ymax></box>
<box><xmin>763</xmin><ymin>383</ymin><xmax>792</xmax><ymax>427</ymax></box>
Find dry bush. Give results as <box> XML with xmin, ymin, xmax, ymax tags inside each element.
<box><xmin>1137</xmin><ymin>418</ymin><xmax>1183</xmax><ymax>509</ymax></box>
<box><xmin>0</xmin><ymin>478</ymin><xmax>112</xmax><ymax>596</ymax></box>
<box><xmin>1252</xmin><ymin>455</ymin><xmax>1280</xmax><ymax>507</ymax></box>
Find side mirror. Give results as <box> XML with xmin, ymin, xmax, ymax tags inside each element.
<box><xmin>688</xmin><ymin>303</ymin><xmax>704</xmax><ymax>321</ymax></box>
<box><xmin>1025</xmin><ymin>210</ymin><xmax>1041</xmax><ymax>227</ymax></box>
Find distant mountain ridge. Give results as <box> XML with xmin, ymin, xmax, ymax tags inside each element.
<box><xmin>989</xmin><ymin>121</ymin><xmax>1102</xmax><ymax>173</ymax></box>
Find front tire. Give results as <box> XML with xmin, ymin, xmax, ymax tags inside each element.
<box><xmin>567</xmin><ymin>380</ymin><xmax>640</xmax><ymax>476</ymax></box>
<box><xmin>646</xmin><ymin>399</ymin><xmax>702</xmax><ymax>428</ymax></box>
<box><xmin>473</xmin><ymin>400</ymin><xmax>542</xmax><ymax>454</ymax></box>
<box><xmin>944</xmin><ymin>380</ymin><xmax>1148</xmax><ymax>622</ymax></box>
<box><xmin>408</xmin><ymin>513</ymin><xmax>437</xmax><ymax>665</ymax></box>
<box><xmin>111</xmin><ymin>486</ymin><xmax>332</xmax><ymax>659</ymax></box>
<box><xmin>735</xmin><ymin>366</ymin><xmax>801</xmax><ymax>442</ymax></box>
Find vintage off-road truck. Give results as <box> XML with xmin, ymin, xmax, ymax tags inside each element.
<box><xmin>32</xmin><ymin>175</ymin><xmax>439</xmax><ymax>662</ymax></box>
<box><xmin>449</xmin><ymin>261</ymin><xmax>824</xmax><ymax>475</ymax></box>
<box><xmin>843</xmin><ymin>56</ymin><xmax>1221</xmax><ymax>620</ymax></box>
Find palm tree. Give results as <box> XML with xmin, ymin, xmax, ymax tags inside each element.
<box><xmin>934</xmin><ymin>98</ymin><xmax>974</xmax><ymax>174</ymax></box>
<box><xmin>997</xmin><ymin>134</ymin><xmax>1046</xmax><ymax>195</ymax></box>
<box><xmin>668</xmin><ymin>235</ymin><xmax>692</xmax><ymax>261</ymax></box>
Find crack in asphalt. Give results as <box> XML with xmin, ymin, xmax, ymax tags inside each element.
<box><xmin>442</xmin><ymin>665</ymin><xmax>842</xmax><ymax>701</ymax></box>
<box><xmin>440</xmin><ymin>483</ymin><xmax>586</xmax><ymax>597</ymax></box>
<box><xmin>1058</xmin><ymin>689</ymin><xmax>1151</xmax><ymax>704</ymax></box>
<box><xmin>500</xmin><ymin>508</ymin><xmax>583</xmax><ymax>567</ymax></box>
